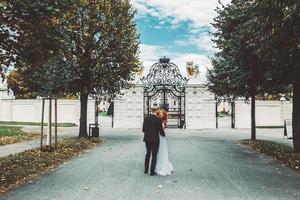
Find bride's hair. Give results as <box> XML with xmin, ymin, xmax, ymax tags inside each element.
<box><xmin>157</xmin><ymin>109</ymin><xmax>168</xmax><ymax>127</ymax></box>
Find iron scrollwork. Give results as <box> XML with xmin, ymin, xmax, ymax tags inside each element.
<box><xmin>141</xmin><ymin>57</ymin><xmax>188</xmax><ymax>93</ymax></box>
<box><xmin>141</xmin><ymin>57</ymin><xmax>188</xmax><ymax>128</ymax></box>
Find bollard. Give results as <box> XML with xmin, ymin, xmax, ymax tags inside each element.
<box><xmin>283</xmin><ymin>120</ymin><xmax>288</xmax><ymax>139</ymax></box>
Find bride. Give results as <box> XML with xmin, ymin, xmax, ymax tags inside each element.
<box><xmin>155</xmin><ymin>109</ymin><xmax>174</xmax><ymax>176</ymax></box>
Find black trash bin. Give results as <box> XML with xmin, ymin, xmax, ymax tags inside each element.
<box><xmin>92</xmin><ymin>127</ymin><xmax>99</xmax><ymax>137</ymax></box>
<box><xmin>180</xmin><ymin>120</ymin><xmax>185</xmax><ymax>129</ymax></box>
<box><xmin>89</xmin><ymin>124</ymin><xmax>99</xmax><ymax>137</ymax></box>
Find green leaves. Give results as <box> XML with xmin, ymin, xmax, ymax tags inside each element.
<box><xmin>2</xmin><ymin>0</ymin><xmax>139</xmax><ymax>136</ymax></box>
<box><xmin>2</xmin><ymin>0</ymin><xmax>77</xmax><ymax>95</ymax></box>
<box><xmin>32</xmin><ymin>55</ymin><xmax>73</xmax><ymax>97</ymax></box>
<box><xmin>63</xmin><ymin>0</ymin><xmax>139</xmax><ymax>99</ymax></box>
<box><xmin>210</xmin><ymin>0</ymin><xmax>300</xmax><ymax>151</ymax></box>
<box><xmin>208</xmin><ymin>0</ymin><xmax>293</xmax><ymax>99</ymax></box>
<box><xmin>3</xmin><ymin>0</ymin><xmax>139</xmax><ymax>100</ymax></box>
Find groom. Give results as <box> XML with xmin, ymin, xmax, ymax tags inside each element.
<box><xmin>142</xmin><ymin>105</ymin><xmax>165</xmax><ymax>176</ymax></box>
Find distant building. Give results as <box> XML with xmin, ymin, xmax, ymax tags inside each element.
<box><xmin>98</xmin><ymin>101</ymin><xmax>110</xmax><ymax>112</ymax></box>
<box><xmin>0</xmin><ymin>78</ymin><xmax>15</xmax><ymax>100</ymax></box>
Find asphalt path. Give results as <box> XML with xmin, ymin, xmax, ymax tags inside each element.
<box><xmin>1</xmin><ymin>128</ymin><xmax>300</xmax><ymax>200</ymax></box>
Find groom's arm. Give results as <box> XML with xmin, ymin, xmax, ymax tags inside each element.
<box><xmin>142</xmin><ymin>120</ymin><xmax>146</xmax><ymax>133</ymax></box>
<box><xmin>158</xmin><ymin>119</ymin><xmax>165</xmax><ymax>137</ymax></box>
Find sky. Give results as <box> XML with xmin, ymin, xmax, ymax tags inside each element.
<box><xmin>132</xmin><ymin>0</ymin><xmax>230</xmax><ymax>82</ymax></box>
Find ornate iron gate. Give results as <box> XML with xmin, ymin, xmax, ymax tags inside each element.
<box><xmin>216</xmin><ymin>96</ymin><xmax>236</xmax><ymax>129</ymax></box>
<box><xmin>141</xmin><ymin>57</ymin><xmax>188</xmax><ymax>128</ymax></box>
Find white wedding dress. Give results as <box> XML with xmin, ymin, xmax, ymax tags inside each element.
<box><xmin>155</xmin><ymin>134</ymin><xmax>174</xmax><ymax>176</ymax></box>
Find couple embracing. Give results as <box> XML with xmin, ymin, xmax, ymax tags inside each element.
<box><xmin>142</xmin><ymin>106</ymin><xmax>173</xmax><ymax>176</ymax></box>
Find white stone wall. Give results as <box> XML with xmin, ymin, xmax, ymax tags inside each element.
<box><xmin>113</xmin><ymin>84</ymin><xmax>144</xmax><ymax>128</ymax></box>
<box><xmin>113</xmin><ymin>83</ymin><xmax>217</xmax><ymax>129</ymax></box>
<box><xmin>235</xmin><ymin>100</ymin><xmax>292</xmax><ymax>128</ymax></box>
<box><xmin>185</xmin><ymin>85</ymin><xmax>216</xmax><ymax>129</ymax></box>
<box><xmin>282</xmin><ymin>101</ymin><xmax>293</xmax><ymax>121</ymax></box>
<box><xmin>0</xmin><ymin>99</ymin><xmax>95</xmax><ymax>125</ymax></box>
<box><xmin>235</xmin><ymin>101</ymin><xmax>251</xmax><ymax>129</ymax></box>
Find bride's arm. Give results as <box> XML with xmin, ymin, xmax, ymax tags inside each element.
<box><xmin>158</xmin><ymin>119</ymin><xmax>166</xmax><ymax>137</ymax></box>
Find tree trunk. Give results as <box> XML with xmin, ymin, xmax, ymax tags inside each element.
<box><xmin>47</xmin><ymin>98</ymin><xmax>52</xmax><ymax>146</ymax></box>
<box><xmin>293</xmin><ymin>78</ymin><xmax>300</xmax><ymax>152</ymax></box>
<box><xmin>231</xmin><ymin>101</ymin><xmax>235</xmax><ymax>129</ymax></box>
<box><xmin>79</xmin><ymin>92</ymin><xmax>88</xmax><ymax>137</ymax></box>
<box><xmin>251</xmin><ymin>94</ymin><xmax>256</xmax><ymax>140</ymax></box>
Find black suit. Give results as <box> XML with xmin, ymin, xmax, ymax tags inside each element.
<box><xmin>142</xmin><ymin>114</ymin><xmax>165</xmax><ymax>174</ymax></box>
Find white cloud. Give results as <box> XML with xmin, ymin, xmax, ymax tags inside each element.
<box><xmin>132</xmin><ymin>0</ymin><xmax>230</xmax><ymax>29</ymax></box>
<box><xmin>132</xmin><ymin>0</ymin><xmax>229</xmax><ymax>52</ymax></box>
<box><xmin>174</xmin><ymin>33</ymin><xmax>216</xmax><ymax>52</ymax></box>
<box><xmin>191</xmin><ymin>34</ymin><xmax>215</xmax><ymax>52</ymax></box>
<box><xmin>153</xmin><ymin>25</ymin><xmax>163</xmax><ymax>29</ymax></box>
<box><xmin>139</xmin><ymin>44</ymin><xmax>178</xmax><ymax>70</ymax></box>
<box><xmin>134</xmin><ymin>1</ymin><xmax>230</xmax><ymax>81</ymax></box>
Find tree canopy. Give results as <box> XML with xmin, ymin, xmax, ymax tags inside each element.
<box><xmin>1</xmin><ymin>0</ymin><xmax>75</xmax><ymax>91</ymax></box>
<box><xmin>208</xmin><ymin>0</ymin><xmax>300</xmax><ymax>151</ymax></box>
<box><xmin>2</xmin><ymin>0</ymin><xmax>140</xmax><ymax>137</ymax></box>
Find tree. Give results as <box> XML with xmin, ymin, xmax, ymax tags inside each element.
<box><xmin>247</xmin><ymin>0</ymin><xmax>300</xmax><ymax>151</ymax></box>
<box><xmin>61</xmin><ymin>0</ymin><xmax>139</xmax><ymax>137</ymax></box>
<box><xmin>32</xmin><ymin>55</ymin><xmax>73</xmax><ymax>98</ymax></box>
<box><xmin>208</xmin><ymin>1</ymin><xmax>262</xmax><ymax>140</ymax></box>
<box><xmin>0</xmin><ymin>1</ymin><xmax>15</xmax><ymax>79</ymax></box>
<box><xmin>2</xmin><ymin>0</ymin><xmax>75</xmax><ymax>94</ymax></box>
<box><xmin>208</xmin><ymin>0</ymin><xmax>286</xmax><ymax>140</ymax></box>
<box><xmin>2</xmin><ymin>0</ymin><xmax>139</xmax><ymax>138</ymax></box>
<box><xmin>7</xmin><ymin>69</ymin><xmax>38</xmax><ymax>99</ymax></box>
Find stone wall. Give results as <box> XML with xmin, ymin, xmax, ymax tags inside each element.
<box><xmin>112</xmin><ymin>84</ymin><xmax>293</xmax><ymax>130</ymax></box>
<box><xmin>0</xmin><ymin>99</ymin><xmax>95</xmax><ymax>125</ymax></box>
<box><xmin>234</xmin><ymin>101</ymin><xmax>251</xmax><ymax>129</ymax></box>
<box><xmin>235</xmin><ymin>100</ymin><xmax>292</xmax><ymax>128</ymax></box>
<box><xmin>113</xmin><ymin>83</ymin><xmax>217</xmax><ymax>129</ymax></box>
<box><xmin>113</xmin><ymin>84</ymin><xmax>144</xmax><ymax>128</ymax></box>
<box><xmin>185</xmin><ymin>84</ymin><xmax>216</xmax><ymax>129</ymax></box>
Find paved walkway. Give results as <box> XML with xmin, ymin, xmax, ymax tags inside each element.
<box><xmin>1</xmin><ymin>128</ymin><xmax>299</xmax><ymax>200</ymax></box>
<box><xmin>0</xmin><ymin>126</ymin><xmax>78</xmax><ymax>157</ymax></box>
<box><xmin>0</xmin><ymin>118</ymin><xmax>111</xmax><ymax>157</ymax></box>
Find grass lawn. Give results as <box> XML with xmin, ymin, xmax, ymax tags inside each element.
<box><xmin>218</xmin><ymin>112</ymin><xmax>231</xmax><ymax>117</ymax></box>
<box><xmin>0</xmin><ymin>137</ymin><xmax>101</xmax><ymax>194</ymax></box>
<box><xmin>240</xmin><ymin>139</ymin><xmax>300</xmax><ymax>170</ymax></box>
<box><xmin>0</xmin><ymin>121</ymin><xmax>77</xmax><ymax>127</ymax></box>
<box><xmin>98</xmin><ymin>112</ymin><xmax>108</xmax><ymax>116</ymax></box>
<box><xmin>0</xmin><ymin>126</ymin><xmax>38</xmax><ymax>146</ymax></box>
<box><xmin>0</xmin><ymin>126</ymin><xmax>26</xmax><ymax>137</ymax></box>
<box><xmin>256</xmin><ymin>126</ymin><xmax>284</xmax><ymax>129</ymax></box>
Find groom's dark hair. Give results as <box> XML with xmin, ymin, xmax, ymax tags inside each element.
<box><xmin>151</xmin><ymin>106</ymin><xmax>159</xmax><ymax>113</ymax></box>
